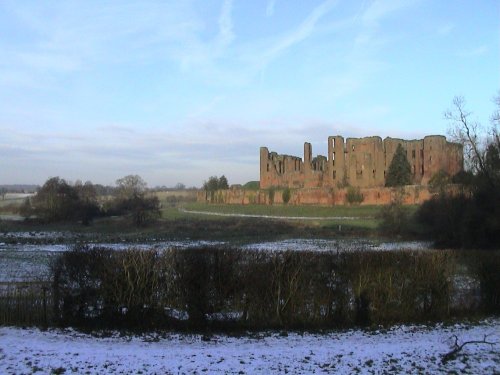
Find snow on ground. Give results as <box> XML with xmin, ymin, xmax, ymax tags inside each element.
<box><xmin>241</xmin><ymin>238</ymin><xmax>432</xmax><ymax>252</ymax></box>
<box><xmin>1</xmin><ymin>320</ymin><xmax>499</xmax><ymax>374</ymax></box>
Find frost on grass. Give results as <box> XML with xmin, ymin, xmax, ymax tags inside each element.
<box><xmin>0</xmin><ymin>319</ymin><xmax>498</xmax><ymax>374</ymax></box>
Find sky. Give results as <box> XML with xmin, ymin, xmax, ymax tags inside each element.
<box><xmin>1</xmin><ymin>0</ymin><xmax>499</xmax><ymax>187</ymax></box>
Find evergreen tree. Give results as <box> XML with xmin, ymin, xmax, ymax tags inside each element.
<box><xmin>218</xmin><ymin>175</ymin><xmax>229</xmax><ymax>189</ymax></box>
<box><xmin>385</xmin><ymin>144</ymin><xmax>411</xmax><ymax>187</ymax></box>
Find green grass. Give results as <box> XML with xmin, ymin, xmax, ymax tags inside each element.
<box><xmin>179</xmin><ymin>202</ymin><xmax>383</xmax><ymax>230</ymax></box>
<box><xmin>183</xmin><ymin>202</ymin><xmax>382</xmax><ymax>218</ymax></box>
<box><xmin>3</xmin><ymin>201</ymin><xmax>425</xmax><ymax>243</ymax></box>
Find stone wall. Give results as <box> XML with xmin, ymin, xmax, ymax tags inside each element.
<box><xmin>260</xmin><ymin>135</ymin><xmax>463</xmax><ymax>189</ymax></box>
<box><xmin>197</xmin><ymin>185</ymin><xmax>438</xmax><ymax>206</ymax></box>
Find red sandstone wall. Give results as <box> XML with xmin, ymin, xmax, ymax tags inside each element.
<box><xmin>198</xmin><ymin>185</ymin><xmax>440</xmax><ymax>206</ymax></box>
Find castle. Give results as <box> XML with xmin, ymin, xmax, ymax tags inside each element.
<box><xmin>260</xmin><ymin>135</ymin><xmax>463</xmax><ymax>189</ymax></box>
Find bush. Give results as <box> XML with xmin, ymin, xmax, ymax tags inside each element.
<box><xmin>282</xmin><ymin>188</ymin><xmax>291</xmax><ymax>204</ymax></box>
<box><xmin>346</xmin><ymin>186</ymin><xmax>364</xmax><ymax>204</ymax></box>
<box><xmin>417</xmin><ymin>189</ymin><xmax>500</xmax><ymax>249</ymax></box>
<box><xmin>428</xmin><ymin>170</ymin><xmax>450</xmax><ymax>194</ymax></box>
<box><xmin>268</xmin><ymin>187</ymin><xmax>275</xmax><ymax>204</ymax></box>
<box><xmin>50</xmin><ymin>246</ymin><xmax>460</xmax><ymax>330</ymax></box>
<box><xmin>378</xmin><ymin>189</ymin><xmax>410</xmax><ymax>236</ymax></box>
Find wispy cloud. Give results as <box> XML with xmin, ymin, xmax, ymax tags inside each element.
<box><xmin>361</xmin><ymin>0</ymin><xmax>418</xmax><ymax>25</ymax></box>
<box><xmin>266</xmin><ymin>0</ymin><xmax>277</xmax><ymax>17</ymax></box>
<box><xmin>355</xmin><ymin>0</ymin><xmax>419</xmax><ymax>46</ymax></box>
<box><xmin>437</xmin><ymin>22</ymin><xmax>454</xmax><ymax>36</ymax></box>
<box><xmin>250</xmin><ymin>0</ymin><xmax>339</xmax><ymax>70</ymax></box>
<box><xmin>216</xmin><ymin>0</ymin><xmax>235</xmax><ymax>50</ymax></box>
<box><xmin>457</xmin><ymin>45</ymin><xmax>488</xmax><ymax>57</ymax></box>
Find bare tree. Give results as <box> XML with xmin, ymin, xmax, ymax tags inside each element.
<box><xmin>489</xmin><ymin>91</ymin><xmax>500</xmax><ymax>149</ymax></box>
<box><xmin>445</xmin><ymin>96</ymin><xmax>486</xmax><ymax>173</ymax></box>
<box><xmin>116</xmin><ymin>175</ymin><xmax>147</xmax><ymax>200</ymax></box>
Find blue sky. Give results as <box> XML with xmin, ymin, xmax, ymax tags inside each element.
<box><xmin>1</xmin><ymin>0</ymin><xmax>498</xmax><ymax>187</ymax></box>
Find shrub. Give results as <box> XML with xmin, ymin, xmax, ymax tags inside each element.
<box><xmin>282</xmin><ymin>188</ymin><xmax>291</xmax><ymax>204</ymax></box>
<box><xmin>428</xmin><ymin>170</ymin><xmax>450</xmax><ymax>194</ymax></box>
<box><xmin>49</xmin><ymin>247</ymin><xmax>460</xmax><ymax>330</ymax></box>
<box><xmin>346</xmin><ymin>186</ymin><xmax>364</xmax><ymax>204</ymax></box>
<box><xmin>378</xmin><ymin>188</ymin><xmax>410</xmax><ymax>236</ymax></box>
<box><xmin>268</xmin><ymin>187</ymin><xmax>275</xmax><ymax>204</ymax></box>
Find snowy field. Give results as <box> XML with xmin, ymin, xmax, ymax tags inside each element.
<box><xmin>0</xmin><ymin>237</ymin><xmax>431</xmax><ymax>282</ymax></box>
<box><xmin>1</xmin><ymin>319</ymin><xmax>498</xmax><ymax>374</ymax></box>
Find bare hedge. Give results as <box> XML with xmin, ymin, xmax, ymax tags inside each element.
<box><xmin>49</xmin><ymin>246</ymin><xmax>469</xmax><ymax>330</ymax></box>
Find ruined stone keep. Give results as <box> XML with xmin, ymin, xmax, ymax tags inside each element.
<box><xmin>260</xmin><ymin>135</ymin><xmax>463</xmax><ymax>189</ymax></box>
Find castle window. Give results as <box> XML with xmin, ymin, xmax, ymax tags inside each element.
<box><xmin>352</xmin><ymin>145</ymin><xmax>355</xmax><ymax>151</ymax></box>
<box><xmin>333</xmin><ymin>171</ymin><xmax>336</xmax><ymax>179</ymax></box>
<box><xmin>420</xmin><ymin>149</ymin><xmax>423</xmax><ymax>158</ymax></box>
<box><xmin>412</xmin><ymin>150</ymin><xmax>415</xmax><ymax>159</ymax></box>
<box><xmin>421</xmin><ymin>165</ymin><xmax>424</xmax><ymax>175</ymax></box>
<box><xmin>267</xmin><ymin>164</ymin><xmax>269</xmax><ymax>172</ymax></box>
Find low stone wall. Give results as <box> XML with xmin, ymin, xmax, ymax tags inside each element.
<box><xmin>197</xmin><ymin>185</ymin><xmax>439</xmax><ymax>206</ymax></box>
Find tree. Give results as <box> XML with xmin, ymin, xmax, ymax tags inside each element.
<box><xmin>0</xmin><ymin>187</ymin><xmax>6</xmax><ymax>200</ymax></box>
<box><xmin>202</xmin><ymin>175</ymin><xmax>229</xmax><ymax>191</ymax></box>
<box><xmin>121</xmin><ymin>194</ymin><xmax>160</xmax><ymax>226</ymax></box>
<box><xmin>446</xmin><ymin>95</ymin><xmax>500</xmax><ymax>188</ymax></box>
<box><xmin>30</xmin><ymin>177</ymin><xmax>79</xmax><ymax>221</ymax></box>
<box><xmin>385</xmin><ymin>144</ymin><xmax>411</xmax><ymax>187</ymax></box>
<box><xmin>203</xmin><ymin>176</ymin><xmax>220</xmax><ymax>192</ymax></box>
<box><xmin>417</xmin><ymin>93</ymin><xmax>500</xmax><ymax>249</ymax></box>
<box><xmin>115</xmin><ymin>175</ymin><xmax>147</xmax><ymax>200</ymax></box>
<box><xmin>218</xmin><ymin>175</ymin><xmax>229</xmax><ymax>190</ymax></box>
<box><xmin>111</xmin><ymin>175</ymin><xmax>159</xmax><ymax>226</ymax></box>
<box><xmin>23</xmin><ymin>177</ymin><xmax>101</xmax><ymax>224</ymax></box>
<box><xmin>74</xmin><ymin>181</ymin><xmax>100</xmax><ymax>225</ymax></box>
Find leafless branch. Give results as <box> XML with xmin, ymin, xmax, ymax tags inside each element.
<box><xmin>441</xmin><ymin>334</ymin><xmax>498</xmax><ymax>364</ymax></box>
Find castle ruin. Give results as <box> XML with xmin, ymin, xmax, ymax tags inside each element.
<box><xmin>260</xmin><ymin>135</ymin><xmax>463</xmax><ymax>189</ymax></box>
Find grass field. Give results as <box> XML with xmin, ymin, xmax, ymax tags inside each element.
<box><xmin>182</xmin><ymin>202</ymin><xmax>383</xmax><ymax>218</ymax></box>
<box><xmin>1</xmin><ymin>197</ymin><xmax>423</xmax><ymax>241</ymax></box>
<box><xmin>178</xmin><ymin>202</ymin><xmax>392</xmax><ymax>229</ymax></box>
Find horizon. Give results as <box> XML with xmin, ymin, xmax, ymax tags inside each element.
<box><xmin>1</xmin><ymin>1</ymin><xmax>498</xmax><ymax>187</ymax></box>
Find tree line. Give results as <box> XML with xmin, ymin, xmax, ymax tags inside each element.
<box><xmin>379</xmin><ymin>93</ymin><xmax>500</xmax><ymax>249</ymax></box>
<box><xmin>20</xmin><ymin>174</ymin><xmax>160</xmax><ymax>226</ymax></box>
<box><xmin>415</xmin><ymin>94</ymin><xmax>500</xmax><ymax>249</ymax></box>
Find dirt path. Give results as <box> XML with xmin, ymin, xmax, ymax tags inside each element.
<box><xmin>179</xmin><ymin>208</ymin><xmax>368</xmax><ymax>221</ymax></box>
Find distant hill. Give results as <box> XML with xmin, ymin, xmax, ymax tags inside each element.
<box><xmin>0</xmin><ymin>184</ymin><xmax>39</xmax><ymax>193</ymax></box>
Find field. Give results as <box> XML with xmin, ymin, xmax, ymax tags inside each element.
<box><xmin>178</xmin><ymin>202</ymin><xmax>394</xmax><ymax>229</ymax></box>
<box><xmin>0</xmin><ymin>197</ymin><xmax>499</xmax><ymax>375</ymax></box>
<box><xmin>1</xmin><ymin>319</ymin><xmax>499</xmax><ymax>374</ymax></box>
